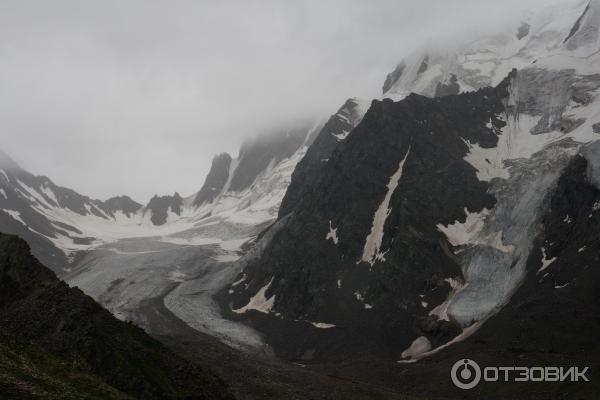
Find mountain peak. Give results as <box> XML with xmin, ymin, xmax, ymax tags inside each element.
<box><xmin>228</xmin><ymin>124</ymin><xmax>312</xmax><ymax>193</ymax></box>
<box><xmin>192</xmin><ymin>152</ymin><xmax>232</xmax><ymax>207</ymax></box>
<box><xmin>144</xmin><ymin>193</ymin><xmax>183</xmax><ymax>225</ymax></box>
<box><xmin>103</xmin><ymin>195</ymin><xmax>142</xmax><ymax>217</ymax></box>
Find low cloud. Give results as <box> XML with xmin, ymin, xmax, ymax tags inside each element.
<box><xmin>0</xmin><ymin>0</ymin><xmax>566</xmax><ymax>201</ymax></box>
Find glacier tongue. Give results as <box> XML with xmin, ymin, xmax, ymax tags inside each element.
<box><xmin>444</xmin><ymin>67</ymin><xmax>600</xmax><ymax>326</ymax></box>
<box><xmin>381</xmin><ymin>0</ymin><xmax>600</xmax><ymax>331</ymax></box>
<box><xmin>42</xmin><ymin>122</ymin><xmax>321</xmax><ymax>352</ymax></box>
<box><xmin>447</xmin><ymin>140</ymin><xmax>579</xmax><ymax>325</ymax></box>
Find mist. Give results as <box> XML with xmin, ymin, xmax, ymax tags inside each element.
<box><xmin>0</xmin><ymin>0</ymin><xmax>567</xmax><ymax>202</ymax></box>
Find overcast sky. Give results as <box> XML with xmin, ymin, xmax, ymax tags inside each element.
<box><xmin>0</xmin><ymin>0</ymin><xmax>563</xmax><ymax>202</ymax></box>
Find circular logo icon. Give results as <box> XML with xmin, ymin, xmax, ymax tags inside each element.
<box><xmin>451</xmin><ymin>359</ymin><xmax>481</xmax><ymax>390</ymax></box>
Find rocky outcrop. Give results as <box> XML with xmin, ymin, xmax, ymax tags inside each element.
<box><xmin>434</xmin><ymin>74</ymin><xmax>460</xmax><ymax>97</ymax></box>
<box><xmin>382</xmin><ymin>62</ymin><xmax>406</xmax><ymax>94</ymax></box>
<box><xmin>192</xmin><ymin>153</ymin><xmax>232</xmax><ymax>207</ymax></box>
<box><xmin>279</xmin><ymin>98</ymin><xmax>370</xmax><ymax>218</ymax></box>
<box><xmin>103</xmin><ymin>195</ymin><xmax>142</xmax><ymax>217</ymax></box>
<box><xmin>227</xmin><ymin>125</ymin><xmax>311</xmax><ymax>193</ymax></box>
<box><xmin>144</xmin><ymin>193</ymin><xmax>183</xmax><ymax>226</ymax></box>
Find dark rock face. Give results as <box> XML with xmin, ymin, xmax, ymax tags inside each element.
<box><xmin>103</xmin><ymin>195</ymin><xmax>142</xmax><ymax>217</ymax></box>
<box><xmin>516</xmin><ymin>22</ymin><xmax>531</xmax><ymax>39</ymax></box>
<box><xmin>145</xmin><ymin>193</ymin><xmax>183</xmax><ymax>226</ymax></box>
<box><xmin>564</xmin><ymin>1</ymin><xmax>591</xmax><ymax>44</ymax></box>
<box><xmin>227</xmin><ymin>125</ymin><xmax>311</xmax><ymax>193</ymax></box>
<box><xmin>381</xmin><ymin>153</ymin><xmax>600</xmax><ymax>399</ymax></box>
<box><xmin>434</xmin><ymin>74</ymin><xmax>460</xmax><ymax>97</ymax></box>
<box><xmin>593</xmin><ymin>122</ymin><xmax>600</xmax><ymax>133</ymax></box>
<box><xmin>224</xmin><ymin>75</ymin><xmax>514</xmax><ymax>362</ymax></box>
<box><xmin>382</xmin><ymin>55</ymin><xmax>428</xmax><ymax>96</ymax></box>
<box><xmin>382</xmin><ymin>62</ymin><xmax>406</xmax><ymax>94</ymax></box>
<box><xmin>498</xmin><ymin>153</ymin><xmax>600</xmax><ymax>359</ymax></box>
<box><xmin>279</xmin><ymin>98</ymin><xmax>370</xmax><ymax>218</ymax></box>
<box><xmin>193</xmin><ymin>153</ymin><xmax>232</xmax><ymax>207</ymax></box>
<box><xmin>417</xmin><ymin>56</ymin><xmax>429</xmax><ymax>75</ymax></box>
<box><xmin>499</xmin><ymin>151</ymin><xmax>600</xmax><ymax>372</ymax></box>
<box><xmin>0</xmin><ymin>233</ymin><xmax>233</xmax><ymax>400</ymax></box>
<box><xmin>520</xmin><ymin>70</ymin><xmax>600</xmax><ymax>135</ymax></box>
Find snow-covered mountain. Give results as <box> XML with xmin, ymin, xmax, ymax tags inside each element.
<box><xmin>222</xmin><ymin>0</ymin><xmax>600</xmax><ymax>370</ymax></box>
<box><xmin>0</xmin><ymin>149</ymin><xmax>144</xmax><ymax>271</ymax></box>
<box><xmin>382</xmin><ymin>0</ymin><xmax>599</xmax><ymax>100</ymax></box>
<box><xmin>381</xmin><ymin>0</ymin><xmax>600</xmax><ymax>336</ymax></box>
<box><xmin>0</xmin><ymin>113</ymin><xmax>377</xmax><ymax>348</ymax></box>
<box><xmin>3</xmin><ymin>2</ymin><xmax>600</xmax><ymax>396</ymax></box>
<box><xmin>0</xmin><ymin>122</ymin><xmax>321</xmax><ymax>271</ymax></box>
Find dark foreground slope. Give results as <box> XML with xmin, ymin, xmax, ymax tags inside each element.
<box><xmin>0</xmin><ymin>233</ymin><xmax>233</xmax><ymax>400</ymax></box>
<box><xmin>0</xmin><ymin>329</ymin><xmax>133</xmax><ymax>400</ymax></box>
<box><xmin>160</xmin><ymin>331</ymin><xmax>421</xmax><ymax>400</ymax></box>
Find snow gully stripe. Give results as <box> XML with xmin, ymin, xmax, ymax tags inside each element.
<box><xmin>360</xmin><ymin>145</ymin><xmax>411</xmax><ymax>266</ymax></box>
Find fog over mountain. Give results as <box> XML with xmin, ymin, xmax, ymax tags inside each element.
<box><xmin>1</xmin><ymin>0</ymin><xmax>561</xmax><ymax>201</ymax></box>
<box><xmin>2</xmin><ymin>0</ymin><xmax>600</xmax><ymax>398</ymax></box>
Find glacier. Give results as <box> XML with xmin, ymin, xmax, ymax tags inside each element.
<box><xmin>389</xmin><ymin>0</ymin><xmax>600</xmax><ymax>354</ymax></box>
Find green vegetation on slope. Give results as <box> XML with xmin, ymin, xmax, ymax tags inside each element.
<box><xmin>0</xmin><ymin>233</ymin><xmax>233</xmax><ymax>400</ymax></box>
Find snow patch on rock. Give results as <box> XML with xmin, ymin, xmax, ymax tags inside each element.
<box><xmin>2</xmin><ymin>209</ymin><xmax>26</xmax><ymax>225</ymax></box>
<box><xmin>398</xmin><ymin>321</ymin><xmax>484</xmax><ymax>363</ymax></box>
<box><xmin>310</xmin><ymin>322</ymin><xmax>336</xmax><ymax>329</ymax></box>
<box><xmin>325</xmin><ymin>220</ymin><xmax>339</xmax><ymax>244</ymax></box>
<box><xmin>437</xmin><ymin>208</ymin><xmax>513</xmax><ymax>253</ymax></box>
<box><xmin>429</xmin><ymin>277</ymin><xmax>464</xmax><ymax>322</ymax></box>
<box><xmin>360</xmin><ymin>146</ymin><xmax>411</xmax><ymax>266</ymax></box>
<box><xmin>538</xmin><ymin>247</ymin><xmax>557</xmax><ymax>272</ymax></box>
<box><xmin>233</xmin><ymin>277</ymin><xmax>275</xmax><ymax>314</ymax></box>
<box><xmin>400</xmin><ymin>336</ymin><xmax>432</xmax><ymax>360</ymax></box>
